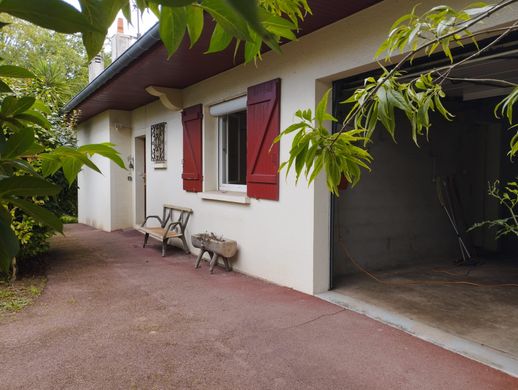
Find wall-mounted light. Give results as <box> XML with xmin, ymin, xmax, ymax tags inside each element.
<box><xmin>127</xmin><ymin>156</ymin><xmax>134</xmax><ymax>181</ymax></box>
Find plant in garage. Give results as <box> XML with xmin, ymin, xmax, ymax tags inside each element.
<box><xmin>469</xmin><ymin>180</ymin><xmax>518</xmax><ymax>238</ymax></box>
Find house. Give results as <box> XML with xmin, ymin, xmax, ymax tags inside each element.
<box><xmin>65</xmin><ymin>0</ymin><xmax>518</xmax><ymax>375</ymax></box>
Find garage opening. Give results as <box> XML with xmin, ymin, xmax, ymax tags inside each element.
<box><xmin>330</xmin><ymin>43</ymin><xmax>518</xmax><ymax>360</ymax></box>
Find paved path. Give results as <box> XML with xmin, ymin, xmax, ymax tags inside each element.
<box><xmin>1</xmin><ymin>224</ymin><xmax>516</xmax><ymax>389</ymax></box>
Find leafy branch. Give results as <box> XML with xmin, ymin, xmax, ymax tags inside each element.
<box><xmin>0</xmin><ymin>1</ymin><xmax>311</xmax><ymax>64</ymax></box>
<box><xmin>469</xmin><ymin>180</ymin><xmax>518</xmax><ymax>237</ymax></box>
<box><xmin>0</xmin><ymin>63</ymin><xmax>125</xmax><ymax>275</ymax></box>
<box><xmin>277</xmin><ymin>1</ymin><xmax>518</xmax><ymax>193</ymax></box>
<box><xmin>273</xmin><ymin>90</ymin><xmax>372</xmax><ymax>195</ymax></box>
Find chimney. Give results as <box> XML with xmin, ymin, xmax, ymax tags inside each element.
<box><xmin>88</xmin><ymin>54</ymin><xmax>104</xmax><ymax>82</ymax></box>
<box><xmin>117</xmin><ymin>18</ymin><xmax>124</xmax><ymax>33</ymax></box>
<box><xmin>110</xmin><ymin>18</ymin><xmax>133</xmax><ymax>62</ymax></box>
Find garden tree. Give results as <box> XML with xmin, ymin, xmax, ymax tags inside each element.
<box><xmin>0</xmin><ymin>15</ymin><xmax>101</xmax><ymax>276</ymax></box>
<box><xmin>0</xmin><ymin>18</ymin><xmax>125</xmax><ymax>275</ymax></box>
<box><xmin>0</xmin><ymin>15</ymin><xmax>88</xmax><ymax>100</ymax></box>
<box><xmin>1</xmin><ymin>0</ymin><xmax>518</xmax><ymax>276</ymax></box>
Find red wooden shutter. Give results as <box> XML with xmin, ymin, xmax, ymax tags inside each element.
<box><xmin>246</xmin><ymin>79</ymin><xmax>281</xmax><ymax>200</ymax></box>
<box><xmin>182</xmin><ymin>104</ymin><xmax>203</xmax><ymax>192</ymax></box>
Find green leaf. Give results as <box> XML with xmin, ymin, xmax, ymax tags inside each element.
<box><xmin>9</xmin><ymin>198</ymin><xmax>63</xmax><ymax>234</ymax></box>
<box><xmin>0</xmin><ymin>206</ymin><xmax>18</xmax><ymax>273</ymax></box>
<box><xmin>201</xmin><ymin>0</ymin><xmax>251</xmax><ymax>42</ymax></box>
<box><xmin>79</xmin><ymin>0</ymin><xmax>128</xmax><ymax>58</ymax></box>
<box><xmin>0</xmin><ymin>65</ymin><xmax>35</xmax><ymax>78</ymax></box>
<box><xmin>186</xmin><ymin>5</ymin><xmax>204</xmax><ymax>47</ymax></box>
<box><xmin>262</xmin><ymin>11</ymin><xmax>297</xmax><ymax>41</ymax></box>
<box><xmin>224</xmin><ymin>0</ymin><xmax>274</xmax><ymax>45</ymax></box>
<box><xmin>77</xmin><ymin>143</ymin><xmax>126</xmax><ymax>169</ymax></box>
<box><xmin>150</xmin><ymin>0</ymin><xmax>194</xmax><ymax>5</ymax></box>
<box><xmin>1</xmin><ymin>96</ymin><xmax>35</xmax><ymax>116</ymax></box>
<box><xmin>40</xmin><ymin>146</ymin><xmax>103</xmax><ymax>185</ymax></box>
<box><xmin>0</xmin><ymin>80</ymin><xmax>13</xmax><ymax>93</ymax></box>
<box><xmin>316</xmin><ymin>89</ymin><xmax>332</xmax><ymax>126</ymax></box>
<box><xmin>0</xmin><ymin>0</ymin><xmax>100</xmax><ymax>34</ymax></box>
<box><xmin>0</xmin><ymin>176</ymin><xmax>61</xmax><ymax>197</ymax></box>
<box><xmin>510</xmin><ymin>130</ymin><xmax>518</xmax><ymax>158</ymax></box>
<box><xmin>159</xmin><ymin>6</ymin><xmax>188</xmax><ymax>57</ymax></box>
<box><xmin>61</xmin><ymin>156</ymin><xmax>84</xmax><ymax>184</ymax></box>
<box><xmin>121</xmin><ymin>1</ymin><xmax>132</xmax><ymax>24</ymax></box>
<box><xmin>244</xmin><ymin>34</ymin><xmax>263</xmax><ymax>63</ymax></box>
<box><xmin>206</xmin><ymin>23</ymin><xmax>233</xmax><ymax>53</ymax></box>
<box><xmin>0</xmin><ymin>159</ymin><xmax>39</xmax><ymax>176</ymax></box>
<box><xmin>16</xmin><ymin>110</ymin><xmax>51</xmax><ymax>129</ymax></box>
<box><xmin>40</xmin><ymin>157</ymin><xmax>63</xmax><ymax>177</ymax></box>
<box><xmin>1</xmin><ymin>128</ymin><xmax>34</xmax><ymax>159</ymax></box>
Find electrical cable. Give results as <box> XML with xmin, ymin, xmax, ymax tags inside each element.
<box><xmin>337</xmin><ymin>238</ymin><xmax>518</xmax><ymax>288</ymax></box>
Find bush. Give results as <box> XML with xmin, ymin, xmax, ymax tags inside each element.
<box><xmin>10</xmin><ymin>203</ymin><xmax>54</xmax><ymax>261</ymax></box>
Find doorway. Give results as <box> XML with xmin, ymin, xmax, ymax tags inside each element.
<box><xmin>135</xmin><ymin>135</ymin><xmax>146</xmax><ymax>224</ymax></box>
<box><xmin>328</xmin><ymin>53</ymin><xmax>518</xmax><ymax>365</ymax></box>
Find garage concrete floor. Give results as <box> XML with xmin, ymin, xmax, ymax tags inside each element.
<box><xmin>333</xmin><ymin>259</ymin><xmax>518</xmax><ymax>358</ymax></box>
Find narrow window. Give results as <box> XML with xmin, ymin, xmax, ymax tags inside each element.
<box><xmin>219</xmin><ymin>110</ymin><xmax>247</xmax><ymax>191</ymax></box>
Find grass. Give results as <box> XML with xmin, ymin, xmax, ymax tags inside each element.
<box><xmin>0</xmin><ymin>276</ymin><xmax>46</xmax><ymax>317</ymax></box>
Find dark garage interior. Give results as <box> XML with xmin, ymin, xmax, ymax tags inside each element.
<box><xmin>330</xmin><ymin>51</ymin><xmax>518</xmax><ymax>358</ymax></box>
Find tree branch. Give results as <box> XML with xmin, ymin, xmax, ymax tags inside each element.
<box><xmin>439</xmin><ymin>77</ymin><xmax>518</xmax><ymax>88</ymax></box>
<box><xmin>332</xmin><ymin>0</ymin><xmax>518</xmax><ymax>143</ymax></box>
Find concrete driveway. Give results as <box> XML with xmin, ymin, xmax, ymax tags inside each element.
<box><xmin>0</xmin><ymin>224</ymin><xmax>516</xmax><ymax>389</ymax></box>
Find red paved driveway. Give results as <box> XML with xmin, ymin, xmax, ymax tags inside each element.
<box><xmin>0</xmin><ymin>224</ymin><xmax>516</xmax><ymax>389</ymax></box>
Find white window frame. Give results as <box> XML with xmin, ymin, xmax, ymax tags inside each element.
<box><xmin>210</xmin><ymin>96</ymin><xmax>247</xmax><ymax>193</ymax></box>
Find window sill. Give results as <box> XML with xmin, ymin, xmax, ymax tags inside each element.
<box><xmin>198</xmin><ymin>191</ymin><xmax>250</xmax><ymax>205</ymax></box>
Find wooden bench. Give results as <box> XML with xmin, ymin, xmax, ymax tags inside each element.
<box><xmin>138</xmin><ymin>204</ymin><xmax>193</xmax><ymax>256</ymax></box>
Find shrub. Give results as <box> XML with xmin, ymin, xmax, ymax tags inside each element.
<box><xmin>10</xmin><ymin>202</ymin><xmax>54</xmax><ymax>261</ymax></box>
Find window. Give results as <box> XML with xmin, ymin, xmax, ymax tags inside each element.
<box><xmin>210</xmin><ymin>96</ymin><xmax>248</xmax><ymax>193</ymax></box>
<box><xmin>218</xmin><ymin>110</ymin><xmax>247</xmax><ymax>191</ymax></box>
<box><xmin>192</xmin><ymin>79</ymin><xmax>280</xmax><ymax>200</ymax></box>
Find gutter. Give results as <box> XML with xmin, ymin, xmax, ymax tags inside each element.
<box><xmin>63</xmin><ymin>23</ymin><xmax>160</xmax><ymax>113</ymax></box>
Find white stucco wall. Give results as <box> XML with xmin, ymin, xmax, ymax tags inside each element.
<box><xmin>109</xmin><ymin>111</ymin><xmax>133</xmax><ymax>230</ymax></box>
<box><xmin>77</xmin><ymin>0</ymin><xmax>518</xmax><ymax>294</ymax></box>
<box><xmin>77</xmin><ymin>112</ymin><xmax>112</xmax><ymax>230</ymax></box>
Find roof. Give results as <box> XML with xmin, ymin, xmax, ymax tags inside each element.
<box><xmin>64</xmin><ymin>0</ymin><xmax>381</xmax><ymax>122</ymax></box>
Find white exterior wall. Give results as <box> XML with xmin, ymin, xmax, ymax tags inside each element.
<box><xmin>77</xmin><ymin>0</ymin><xmax>518</xmax><ymax>294</ymax></box>
<box><xmin>109</xmin><ymin>111</ymin><xmax>133</xmax><ymax>230</ymax></box>
<box><xmin>77</xmin><ymin>110</ymin><xmax>133</xmax><ymax>231</ymax></box>
<box><xmin>78</xmin><ymin>112</ymin><xmax>112</xmax><ymax>230</ymax></box>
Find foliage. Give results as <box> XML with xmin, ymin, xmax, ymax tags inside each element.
<box><xmin>495</xmin><ymin>86</ymin><xmax>518</xmax><ymax>158</ymax></box>
<box><xmin>0</xmin><ymin>65</ymin><xmax>125</xmax><ymax>275</ymax></box>
<box><xmin>274</xmin><ymin>90</ymin><xmax>372</xmax><ymax>195</ymax></box>
<box><xmin>0</xmin><ymin>11</ymin><xmax>100</xmax><ymax>275</ymax></box>
<box><xmin>276</xmin><ymin>1</ymin><xmax>518</xmax><ymax>194</ymax></box>
<box><xmin>469</xmin><ymin>180</ymin><xmax>518</xmax><ymax>237</ymax></box>
<box><xmin>0</xmin><ymin>1</ymin><xmax>309</xmax><ymax>63</ymax></box>
<box><xmin>0</xmin><ymin>15</ymin><xmax>88</xmax><ymax>101</ymax></box>
<box><xmin>342</xmin><ymin>70</ymin><xmax>454</xmax><ymax>145</ymax></box>
<box><xmin>10</xmin><ymin>204</ymin><xmax>53</xmax><ymax>260</ymax></box>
